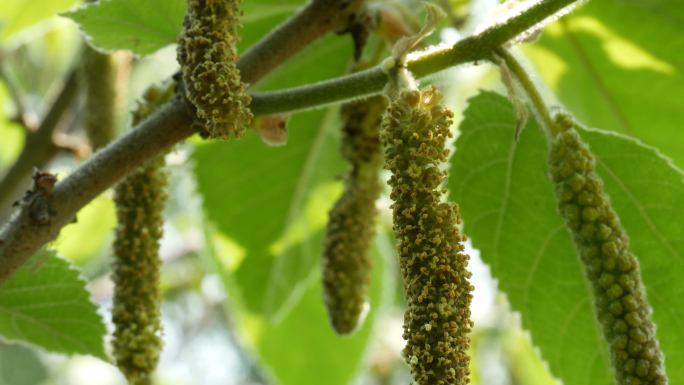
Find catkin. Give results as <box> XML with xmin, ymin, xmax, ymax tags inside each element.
<box><xmin>321</xmin><ymin>95</ymin><xmax>386</xmax><ymax>335</ymax></box>
<box><xmin>383</xmin><ymin>86</ymin><xmax>473</xmax><ymax>385</ymax></box>
<box><xmin>177</xmin><ymin>0</ymin><xmax>252</xmax><ymax>140</ymax></box>
<box><xmin>111</xmin><ymin>85</ymin><xmax>172</xmax><ymax>385</ymax></box>
<box><xmin>548</xmin><ymin>124</ymin><xmax>667</xmax><ymax>385</ymax></box>
<box><xmin>82</xmin><ymin>47</ymin><xmax>117</xmax><ymax>150</ymax></box>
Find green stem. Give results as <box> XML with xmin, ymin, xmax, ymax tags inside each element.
<box><xmin>492</xmin><ymin>47</ymin><xmax>560</xmax><ymax>138</ymax></box>
<box><xmin>249</xmin><ymin>0</ymin><xmax>578</xmax><ymax>116</ymax></box>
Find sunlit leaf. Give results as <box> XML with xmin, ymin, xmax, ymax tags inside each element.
<box><xmin>0</xmin><ymin>0</ymin><xmax>79</xmax><ymax>40</ymax></box>
<box><xmin>448</xmin><ymin>91</ymin><xmax>684</xmax><ymax>385</ymax></box>
<box><xmin>525</xmin><ymin>0</ymin><xmax>684</xmax><ymax>168</ymax></box>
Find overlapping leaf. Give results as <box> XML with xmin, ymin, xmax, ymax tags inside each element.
<box><xmin>448</xmin><ymin>91</ymin><xmax>684</xmax><ymax>385</ymax></box>
<box><xmin>525</xmin><ymin>0</ymin><xmax>684</xmax><ymax>168</ymax></box>
<box><xmin>0</xmin><ymin>249</ymin><xmax>107</xmax><ymax>360</ymax></box>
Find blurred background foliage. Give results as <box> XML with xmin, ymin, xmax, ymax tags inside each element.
<box><xmin>1</xmin><ymin>0</ymin><xmax>682</xmax><ymax>384</ymax></box>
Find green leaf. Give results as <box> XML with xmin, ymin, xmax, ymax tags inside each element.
<box><xmin>0</xmin><ymin>249</ymin><xmax>107</xmax><ymax>360</ymax></box>
<box><xmin>524</xmin><ymin>0</ymin><xmax>684</xmax><ymax>168</ymax></box>
<box><xmin>210</xmin><ymin>226</ymin><xmax>395</xmax><ymax>385</ymax></box>
<box><xmin>193</xmin><ymin>34</ymin><xmax>353</xmax><ymax>319</ymax></box>
<box><xmin>61</xmin><ymin>0</ymin><xmax>186</xmax><ymax>56</ymax></box>
<box><xmin>0</xmin><ymin>0</ymin><xmax>79</xmax><ymax>40</ymax></box>
<box><xmin>448</xmin><ymin>91</ymin><xmax>684</xmax><ymax>385</ymax></box>
<box><xmin>61</xmin><ymin>0</ymin><xmax>307</xmax><ymax>57</ymax></box>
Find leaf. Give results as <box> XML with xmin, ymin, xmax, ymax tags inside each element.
<box><xmin>61</xmin><ymin>0</ymin><xmax>186</xmax><ymax>56</ymax></box>
<box><xmin>210</xmin><ymin>226</ymin><xmax>396</xmax><ymax>385</ymax></box>
<box><xmin>524</xmin><ymin>0</ymin><xmax>684</xmax><ymax>168</ymax></box>
<box><xmin>0</xmin><ymin>249</ymin><xmax>107</xmax><ymax>360</ymax></box>
<box><xmin>193</xmin><ymin>34</ymin><xmax>353</xmax><ymax>319</ymax></box>
<box><xmin>391</xmin><ymin>2</ymin><xmax>446</xmax><ymax>62</ymax></box>
<box><xmin>448</xmin><ymin>91</ymin><xmax>684</xmax><ymax>385</ymax></box>
<box><xmin>0</xmin><ymin>0</ymin><xmax>79</xmax><ymax>40</ymax></box>
<box><xmin>61</xmin><ymin>0</ymin><xmax>307</xmax><ymax>56</ymax></box>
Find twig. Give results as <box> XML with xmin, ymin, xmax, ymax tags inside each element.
<box><xmin>0</xmin><ymin>0</ymin><xmax>580</xmax><ymax>286</ymax></box>
<box><xmin>491</xmin><ymin>48</ymin><xmax>558</xmax><ymax>137</ymax></box>
<box><xmin>248</xmin><ymin>0</ymin><xmax>578</xmax><ymax>115</ymax></box>
<box><xmin>0</xmin><ymin>70</ymin><xmax>79</xmax><ymax>212</ymax></box>
<box><xmin>236</xmin><ymin>0</ymin><xmax>365</xmax><ymax>86</ymax></box>
<box><xmin>0</xmin><ymin>94</ymin><xmax>196</xmax><ymax>285</ymax></box>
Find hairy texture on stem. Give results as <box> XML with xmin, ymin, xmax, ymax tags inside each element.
<box><xmin>248</xmin><ymin>0</ymin><xmax>578</xmax><ymax>116</ymax></box>
<box><xmin>177</xmin><ymin>0</ymin><xmax>252</xmax><ymax>140</ymax></box>
<box><xmin>384</xmin><ymin>86</ymin><xmax>473</xmax><ymax>385</ymax></box>
<box><xmin>236</xmin><ymin>0</ymin><xmax>364</xmax><ymax>86</ymax></box>
<box><xmin>112</xmin><ymin>156</ymin><xmax>166</xmax><ymax>384</ymax></box>
<box><xmin>322</xmin><ymin>95</ymin><xmax>386</xmax><ymax>335</ymax></box>
<box><xmin>549</xmin><ymin>127</ymin><xmax>667</xmax><ymax>385</ymax></box>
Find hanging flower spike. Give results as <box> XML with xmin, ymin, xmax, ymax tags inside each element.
<box><xmin>177</xmin><ymin>0</ymin><xmax>252</xmax><ymax>140</ymax></box>
<box><xmin>384</xmin><ymin>86</ymin><xmax>473</xmax><ymax>385</ymax></box>
<box><xmin>548</xmin><ymin>122</ymin><xmax>667</xmax><ymax>385</ymax></box>
<box><xmin>322</xmin><ymin>95</ymin><xmax>386</xmax><ymax>335</ymax></box>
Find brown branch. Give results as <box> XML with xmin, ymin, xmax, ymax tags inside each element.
<box><xmin>236</xmin><ymin>0</ymin><xmax>365</xmax><ymax>86</ymax></box>
<box><xmin>0</xmin><ymin>70</ymin><xmax>79</xmax><ymax>213</ymax></box>
<box><xmin>0</xmin><ymin>94</ymin><xmax>196</xmax><ymax>285</ymax></box>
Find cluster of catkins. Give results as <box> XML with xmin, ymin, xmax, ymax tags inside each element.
<box><xmin>321</xmin><ymin>95</ymin><xmax>386</xmax><ymax>335</ymax></box>
<box><xmin>383</xmin><ymin>86</ymin><xmax>473</xmax><ymax>385</ymax></box>
<box><xmin>548</xmin><ymin>122</ymin><xmax>667</xmax><ymax>385</ymax></box>
<box><xmin>111</xmin><ymin>85</ymin><xmax>172</xmax><ymax>384</ymax></box>
<box><xmin>177</xmin><ymin>0</ymin><xmax>252</xmax><ymax>140</ymax></box>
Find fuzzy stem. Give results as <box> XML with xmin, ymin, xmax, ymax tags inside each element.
<box><xmin>249</xmin><ymin>0</ymin><xmax>577</xmax><ymax>115</ymax></box>
<box><xmin>236</xmin><ymin>0</ymin><xmax>365</xmax><ymax>86</ymax></box>
<box><xmin>0</xmin><ymin>95</ymin><xmax>196</xmax><ymax>286</ymax></box>
<box><xmin>0</xmin><ymin>71</ymin><xmax>79</xmax><ymax>213</ymax></box>
<box><xmin>492</xmin><ymin>48</ymin><xmax>559</xmax><ymax>137</ymax></box>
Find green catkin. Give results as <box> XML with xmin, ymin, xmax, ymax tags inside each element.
<box><xmin>111</xmin><ymin>86</ymin><xmax>171</xmax><ymax>385</ymax></box>
<box><xmin>321</xmin><ymin>95</ymin><xmax>386</xmax><ymax>335</ymax></box>
<box><xmin>177</xmin><ymin>0</ymin><xmax>252</xmax><ymax>140</ymax></box>
<box><xmin>383</xmin><ymin>86</ymin><xmax>473</xmax><ymax>385</ymax></box>
<box><xmin>82</xmin><ymin>47</ymin><xmax>117</xmax><ymax>150</ymax></box>
<box><xmin>548</xmin><ymin>124</ymin><xmax>667</xmax><ymax>385</ymax></box>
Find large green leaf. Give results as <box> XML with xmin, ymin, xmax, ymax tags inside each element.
<box><xmin>448</xmin><ymin>91</ymin><xmax>684</xmax><ymax>385</ymax></box>
<box><xmin>61</xmin><ymin>0</ymin><xmax>186</xmax><ymax>56</ymax></box>
<box><xmin>209</xmin><ymin>226</ymin><xmax>395</xmax><ymax>385</ymax></box>
<box><xmin>524</xmin><ymin>0</ymin><xmax>684</xmax><ymax>168</ymax></box>
<box><xmin>0</xmin><ymin>0</ymin><xmax>79</xmax><ymax>40</ymax></box>
<box><xmin>0</xmin><ymin>249</ymin><xmax>107</xmax><ymax>360</ymax></box>
<box><xmin>193</xmin><ymin>34</ymin><xmax>353</xmax><ymax>319</ymax></box>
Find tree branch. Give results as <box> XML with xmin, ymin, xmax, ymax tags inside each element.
<box><xmin>0</xmin><ymin>70</ymin><xmax>79</xmax><ymax>213</ymax></box>
<box><xmin>248</xmin><ymin>0</ymin><xmax>578</xmax><ymax>115</ymax></box>
<box><xmin>236</xmin><ymin>0</ymin><xmax>365</xmax><ymax>86</ymax></box>
<box><xmin>0</xmin><ymin>94</ymin><xmax>196</xmax><ymax>285</ymax></box>
<box><xmin>0</xmin><ymin>0</ymin><xmax>579</xmax><ymax>286</ymax></box>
